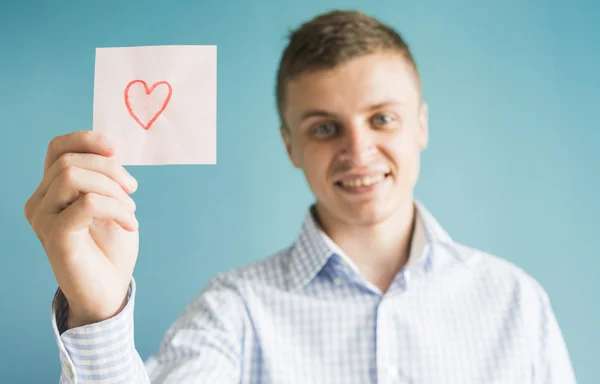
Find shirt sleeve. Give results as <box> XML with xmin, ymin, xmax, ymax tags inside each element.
<box><xmin>52</xmin><ymin>275</ymin><xmax>246</xmax><ymax>383</ymax></box>
<box><xmin>52</xmin><ymin>278</ymin><xmax>149</xmax><ymax>383</ymax></box>
<box><xmin>533</xmin><ymin>290</ymin><xmax>577</xmax><ymax>384</ymax></box>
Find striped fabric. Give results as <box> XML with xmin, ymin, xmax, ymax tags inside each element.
<box><xmin>51</xmin><ymin>201</ymin><xmax>577</xmax><ymax>383</ymax></box>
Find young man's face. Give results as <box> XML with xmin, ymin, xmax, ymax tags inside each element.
<box><xmin>281</xmin><ymin>52</ymin><xmax>428</xmax><ymax>226</ymax></box>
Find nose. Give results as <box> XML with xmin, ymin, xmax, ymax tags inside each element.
<box><xmin>338</xmin><ymin>123</ymin><xmax>376</xmax><ymax>165</ymax></box>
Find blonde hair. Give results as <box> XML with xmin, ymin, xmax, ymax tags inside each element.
<box><xmin>275</xmin><ymin>10</ymin><xmax>421</xmax><ymax>130</ymax></box>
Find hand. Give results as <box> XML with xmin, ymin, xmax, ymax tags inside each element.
<box><xmin>24</xmin><ymin>130</ymin><xmax>139</xmax><ymax>329</ymax></box>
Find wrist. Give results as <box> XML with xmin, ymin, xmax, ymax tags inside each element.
<box><xmin>66</xmin><ymin>295</ymin><xmax>128</xmax><ymax>329</ymax></box>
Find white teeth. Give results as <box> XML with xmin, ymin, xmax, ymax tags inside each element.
<box><xmin>339</xmin><ymin>174</ymin><xmax>386</xmax><ymax>188</ymax></box>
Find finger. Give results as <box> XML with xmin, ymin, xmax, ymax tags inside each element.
<box><xmin>24</xmin><ymin>192</ymin><xmax>40</xmax><ymax>224</ymax></box>
<box><xmin>44</xmin><ymin>131</ymin><xmax>115</xmax><ymax>174</ymax></box>
<box><xmin>39</xmin><ymin>167</ymin><xmax>136</xmax><ymax>215</ymax></box>
<box><xmin>41</xmin><ymin>153</ymin><xmax>137</xmax><ymax>197</ymax></box>
<box><xmin>55</xmin><ymin>193</ymin><xmax>138</xmax><ymax>233</ymax></box>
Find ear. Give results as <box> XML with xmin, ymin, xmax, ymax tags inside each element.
<box><xmin>417</xmin><ymin>102</ymin><xmax>429</xmax><ymax>151</ymax></box>
<box><xmin>280</xmin><ymin>126</ymin><xmax>300</xmax><ymax>168</ymax></box>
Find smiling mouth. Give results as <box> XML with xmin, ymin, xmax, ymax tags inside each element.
<box><xmin>334</xmin><ymin>172</ymin><xmax>392</xmax><ymax>192</ymax></box>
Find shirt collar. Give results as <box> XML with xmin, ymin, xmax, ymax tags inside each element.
<box><xmin>287</xmin><ymin>200</ymin><xmax>459</xmax><ymax>290</ymax></box>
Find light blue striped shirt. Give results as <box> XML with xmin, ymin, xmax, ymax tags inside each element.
<box><xmin>52</xmin><ymin>201</ymin><xmax>576</xmax><ymax>383</ymax></box>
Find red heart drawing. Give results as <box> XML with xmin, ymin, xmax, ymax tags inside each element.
<box><xmin>124</xmin><ymin>80</ymin><xmax>172</xmax><ymax>130</ymax></box>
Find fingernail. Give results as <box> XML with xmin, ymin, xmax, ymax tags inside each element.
<box><xmin>129</xmin><ymin>177</ymin><xmax>138</xmax><ymax>191</ymax></box>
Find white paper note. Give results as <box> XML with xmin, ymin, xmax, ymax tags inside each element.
<box><xmin>93</xmin><ymin>45</ymin><xmax>217</xmax><ymax>165</ymax></box>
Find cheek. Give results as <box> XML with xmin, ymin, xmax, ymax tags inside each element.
<box><xmin>301</xmin><ymin>147</ymin><xmax>331</xmax><ymax>187</ymax></box>
<box><xmin>386</xmin><ymin>132</ymin><xmax>421</xmax><ymax>175</ymax></box>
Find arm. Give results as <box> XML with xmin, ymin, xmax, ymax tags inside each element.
<box><xmin>53</xmin><ymin>280</ymin><xmax>145</xmax><ymax>383</ymax></box>
<box><xmin>52</xmin><ymin>276</ymin><xmax>245</xmax><ymax>383</ymax></box>
<box><xmin>533</xmin><ymin>291</ymin><xmax>577</xmax><ymax>383</ymax></box>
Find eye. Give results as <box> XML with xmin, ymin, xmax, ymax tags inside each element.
<box><xmin>371</xmin><ymin>113</ymin><xmax>396</xmax><ymax>127</ymax></box>
<box><xmin>311</xmin><ymin>121</ymin><xmax>337</xmax><ymax>137</ymax></box>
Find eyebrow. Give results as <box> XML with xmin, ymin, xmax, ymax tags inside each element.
<box><xmin>299</xmin><ymin>100</ymin><xmax>403</xmax><ymax>122</ymax></box>
<box><xmin>365</xmin><ymin>100</ymin><xmax>403</xmax><ymax>111</ymax></box>
<box><xmin>300</xmin><ymin>110</ymin><xmax>336</xmax><ymax>122</ymax></box>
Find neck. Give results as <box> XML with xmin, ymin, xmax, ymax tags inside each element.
<box><xmin>315</xmin><ymin>199</ymin><xmax>416</xmax><ymax>292</ymax></box>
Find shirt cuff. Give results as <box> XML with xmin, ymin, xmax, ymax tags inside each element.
<box><xmin>51</xmin><ymin>278</ymin><xmax>137</xmax><ymax>382</ymax></box>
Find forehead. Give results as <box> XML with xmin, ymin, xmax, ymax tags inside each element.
<box><xmin>283</xmin><ymin>53</ymin><xmax>420</xmax><ymax>123</ymax></box>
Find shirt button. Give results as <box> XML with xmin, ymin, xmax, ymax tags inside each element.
<box><xmin>333</xmin><ymin>278</ymin><xmax>343</xmax><ymax>286</ymax></box>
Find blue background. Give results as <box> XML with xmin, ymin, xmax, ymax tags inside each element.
<box><xmin>1</xmin><ymin>0</ymin><xmax>598</xmax><ymax>382</ymax></box>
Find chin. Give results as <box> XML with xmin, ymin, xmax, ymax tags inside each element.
<box><xmin>317</xmin><ymin>195</ymin><xmax>403</xmax><ymax>227</ymax></box>
<box><xmin>342</xmin><ymin>200</ymin><xmax>399</xmax><ymax>226</ymax></box>
<box><xmin>312</xmin><ymin>173</ymin><xmax>412</xmax><ymax>227</ymax></box>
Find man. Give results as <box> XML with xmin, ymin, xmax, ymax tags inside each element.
<box><xmin>24</xmin><ymin>9</ymin><xmax>576</xmax><ymax>384</ymax></box>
